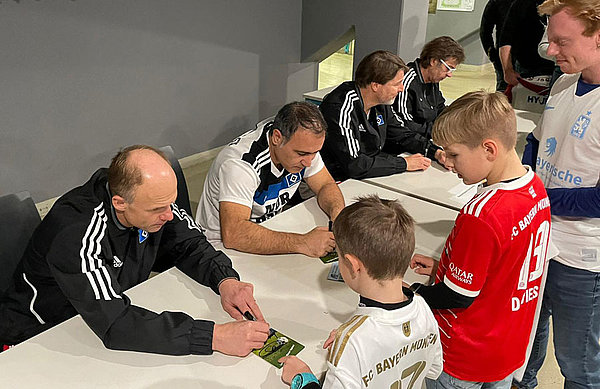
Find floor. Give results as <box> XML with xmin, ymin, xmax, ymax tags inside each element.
<box><xmin>316</xmin><ymin>52</ymin><xmax>564</xmax><ymax>388</ymax></box>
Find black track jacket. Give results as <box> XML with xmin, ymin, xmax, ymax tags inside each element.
<box><xmin>320</xmin><ymin>81</ymin><xmax>440</xmax><ymax>181</ymax></box>
<box><xmin>0</xmin><ymin>169</ymin><xmax>239</xmax><ymax>355</ymax></box>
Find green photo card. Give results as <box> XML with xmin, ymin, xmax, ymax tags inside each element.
<box><xmin>252</xmin><ymin>330</ymin><xmax>305</xmax><ymax>368</ymax></box>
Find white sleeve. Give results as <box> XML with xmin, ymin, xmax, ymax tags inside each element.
<box><xmin>426</xmin><ymin>330</ymin><xmax>444</xmax><ymax>380</ymax></box>
<box><xmin>303</xmin><ymin>152</ymin><xmax>325</xmax><ymax>179</ymax></box>
<box><xmin>217</xmin><ymin>159</ymin><xmax>259</xmax><ymax>209</ymax></box>
<box><xmin>532</xmin><ymin>110</ymin><xmax>544</xmax><ymax>140</ymax></box>
<box><xmin>322</xmin><ymin>341</ymin><xmax>363</xmax><ymax>389</ymax></box>
<box><xmin>424</xmin><ymin>307</ymin><xmax>444</xmax><ymax>380</ymax></box>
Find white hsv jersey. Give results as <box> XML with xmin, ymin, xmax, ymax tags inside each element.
<box><xmin>534</xmin><ymin>73</ymin><xmax>600</xmax><ymax>271</ymax></box>
<box><xmin>324</xmin><ymin>294</ymin><xmax>443</xmax><ymax>389</ymax></box>
<box><xmin>195</xmin><ymin>120</ymin><xmax>324</xmax><ymax>243</ymax></box>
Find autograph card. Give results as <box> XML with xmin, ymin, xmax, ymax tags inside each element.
<box><xmin>252</xmin><ymin>330</ymin><xmax>304</xmax><ymax>368</ymax></box>
<box><xmin>320</xmin><ymin>249</ymin><xmax>339</xmax><ymax>264</ymax></box>
<box><xmin>327</xmin><ymin>262</ymin><xmax>344</xmax><ymax>282</ymax></box>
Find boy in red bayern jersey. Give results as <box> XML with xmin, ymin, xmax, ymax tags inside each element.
<box><xmin>409</xmin><ymin>91</ymin><xmax>552</xmax><ymax>389</ymax></box>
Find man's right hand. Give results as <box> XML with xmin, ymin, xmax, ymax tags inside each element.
<box><xmin>404</xmin><ymin>154</ymin><xmax>431</xmax><ymax>172</ymax></box>
<box><xmin>298</xmin><ymin>226</ymin><xmax>335</xmax><ymax>257</ymax></box>
<box><xmin>212</xmin><ymin>320</ymin><xmax>270</xmax><ymax>357</ymax></box>
<box><xmin>504</xmin><ymin>67</ymin><xmax>520</xmax><ymax>86</ymax></box>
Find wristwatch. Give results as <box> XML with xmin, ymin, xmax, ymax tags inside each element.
<box><xmin>290</xmin><ymin>372</ymin><xmax>319</xmax><ymax>389</ymax></box>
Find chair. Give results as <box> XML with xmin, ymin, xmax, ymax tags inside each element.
<box><xmin>159</xmin><ymin>146</ymin><xmax>192</xmax><ymax>216</ymax></box>
<box><xmin>0</xmin><ymin>191</ymin><xmax>41</xmax><ymax>296</ymax></box>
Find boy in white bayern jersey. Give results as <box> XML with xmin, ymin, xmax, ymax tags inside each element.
<box><xmin>279</xmin><ymin>195</ymin><xmax>443</xmax><ymax>389</ymax></box>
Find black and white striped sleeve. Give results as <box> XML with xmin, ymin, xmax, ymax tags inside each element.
<box><xmin>394</xmin><ymin>70</ymin><xmax>434</xmax><ymax>137</ymax></box>
<box><xmin>320</xmin><ymin>93</ymin><xmax>407</xmax><ymax>179</ymax></box>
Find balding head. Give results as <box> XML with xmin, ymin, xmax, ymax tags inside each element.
<box><xmin>109</xmin><ymin>145</ymin><xmax>178</xmax><ymax>232</ymax></box>
<box><xmin>108</xmin><ymin>145</ymin><xmax>175</xmax><ymax>203</ymax></box>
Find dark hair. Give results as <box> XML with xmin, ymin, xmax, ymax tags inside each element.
<box><xmin>420</xmin><ymin>36</ymin><xmax>465</xmax><ymax>68</ymax></box>
<box><xmin>108</xmin><ymin>145</ymin><xmax>168</xmax><ymax>202</ymax></box>
<box><xmin>355</xmin><ymin>50</ymin><xmax>409</xmax><ymax>88</ymax></box>
<box><xmin>270</xmin><ymin>101</ymin><xmax>327</xmax><ymax>141</ymax></box>
<box><xmin>333</xmin><ymin>195</ymin><xmax>415</xmax><ymax>281</ymax></box>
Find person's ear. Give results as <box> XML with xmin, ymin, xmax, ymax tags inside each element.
<box><xmin>271</xmin><ymin>128</ymin><xmax>283</xmax><ymax>147</ymax></box>
<box><xmin>482</xmin><ymin>139</ymin><xmax>499</xmax><ymax>161</ymax></box>
<box><xmin>344</xmin><ymin>253</ymin><xmax>364</xmax><ymax>278</ymax></box>
<box><xmin>112</xmin><ymin>195</ymin><xmax>127</xmax><ymax>212</ymax></box>
<box><xmin>370</xmin><ymin>82</ymin><xmax>381</xmax><ymax>93</ymax></box>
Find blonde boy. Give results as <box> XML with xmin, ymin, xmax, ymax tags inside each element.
<box><xmin>410</xmin><ymin>91</ymin><xmax>552</xmax><ymax>389</ymax></box>
<box><xmin>280</xmin><ymin>195</ymin><xmax>443</xmax><ymax>389</ymax></box>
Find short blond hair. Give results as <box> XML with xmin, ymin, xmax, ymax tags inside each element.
<box><xmin>539</xmin><ymin>0</ymin><xmax>600</xmax><ymax>36</ymax></box>
<box><xmin>432</xmin><ymin>91</ymin><xmax>516</xmax><ymax>149</ymax></box>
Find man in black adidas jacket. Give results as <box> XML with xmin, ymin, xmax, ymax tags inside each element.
<box><xmin>0</xmin><ymin>145</ymin><xmax>269</xmax><ymax>356</ymax></box>
<box><xmin>320</xmin><ymin>50</ymin><xmax>443</xmax><ymax>181</ymax></box>
<box><xmin>394</xmin><ymin>36</ymin><xmax>465</xmax><ymax>139</ymax></box>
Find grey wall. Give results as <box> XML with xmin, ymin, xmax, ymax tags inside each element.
<box><xmin>302</xmin><ymin>0</ymin><xmax>405</xmax><ymax>72</ymax></box>
<box><xmin>398</xmin><ymin>1</ymin><xmax>429</xmax><ymax>62</ymax></box>
<box><xmin>0</xmin><ymin>0</ymin><xmax>314</xmax><ymax>201</ymax></box>
<box><xmin>426</xmin><ymin>1</ymin><xmax>488</xmax><ymax>65</ymax></box>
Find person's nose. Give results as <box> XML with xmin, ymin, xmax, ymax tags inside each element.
<box><xmin>160</xmin><ymin>208</ymin><xmax>173</xmax><ymax>222</ymax></box>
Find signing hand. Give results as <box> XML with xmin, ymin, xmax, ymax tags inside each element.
<box><xmin>299</xmin><ymin>227</ymin><xmax>335</xmax><ymax>257</ymax></box>
<box><xmin>279</xmin><ymin>356</ymin><xmax>313</xmax><ymax>385</ymax></box>
<box><xmin>218</xmin><ymin>278</ymin><xmax>265</xmax><ymax>321</ymax></box>
<box><xmin>212</xmin><ymin>320</ymin><xmax>270</xmax><ymax>356</ymax></box>
<box><xmin>410</xmin><ymin>254</ymin><xmax>438</xmax><ymax>277</ymax></box>
<box><xmin>404</xmin><ymin>154</ymin><xmax>432</xmax><ymax>172</ymax></box>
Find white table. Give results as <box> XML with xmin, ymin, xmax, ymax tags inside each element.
<box><xmin>364</xmin><ymin>162</ymin><xmax>476</xmax><ymax>211</ymax></box>
<box><xmin>362</xmin><ymin>108</ymin><xmax>541</xmax><ymax>211</ymax></box>
<box><xmin>303</xmin><ymin>85</ymin><xmax>336</xmax><ymax>105</ymax></box>
<box><xmin>0</xmin><ymin>180</ymin><xmax>457</xmax><ymax>388</ymax></box>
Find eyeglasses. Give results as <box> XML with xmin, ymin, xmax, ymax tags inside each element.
<box><xmin>440</xmin><ymin>59</ymin><xmax>456</xmax><ymax>73</ymax></box>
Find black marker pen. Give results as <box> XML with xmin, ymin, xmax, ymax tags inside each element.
<box><xmin>244</xmin><ymin>311</ymin><xmax>276</xmax><ymax>338</ymax></box>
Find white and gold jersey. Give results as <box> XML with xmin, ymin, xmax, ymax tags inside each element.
<box><xmin>324</xmin><ymin>294</ymin><xmax>442</xmax><ymax>389</ymax></box>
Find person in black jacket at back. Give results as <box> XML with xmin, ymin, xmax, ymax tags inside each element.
<box><xmin>319</xmin><ymin>50</ymin><xmax>444</xmax><ymax>182</ymax></box>
<box><xmin>480</xmin><ymin>0</ymin><xmax>516</xmax><ymax>91</ymax></box>
<box><xmin>499</xmin><ymin>0</ymin><xmax>556</xmax><ymax>86</ymax></box>
<box><xmin>0</xmin><ymin>145</ymin><xmax>269</xmax><ymax>356</ymax></box>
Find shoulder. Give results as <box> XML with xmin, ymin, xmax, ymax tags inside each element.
<box><xmin>328</xmin><ymin>315</ymin><xmax>371</xmax><ymax>367</ymax></box>
<box><xmin>460</xmin><ymin>188</ymin><xmax>506</xmax><ymax>221</ymax></box>
<box><xmin>322</xmin><ymin>82</ymin><xmax>360</xmax><ymax>108</ymax></box>
<box><xmin>39</xmin><ymin>199</ymin><xmax>110</xmax><ymax>261</ymax></box>
<box><xmin>217</xmin><ymin>127</ymin><xmax>270</xmax><ymax>178</ymax></box>
<box><xmin>44</xmin><ymin>171</ymin><xmax>109</xmax><ymax>236</ymax></box>
<box><xmin>550</xmin><ymin>73</ymin><xmax>579</xmax><ymax>96</ymax></box>
<box><xmin>402</xmin><ymin>66</ymin><xmax>419</xmax><ymax>91</ymax></box>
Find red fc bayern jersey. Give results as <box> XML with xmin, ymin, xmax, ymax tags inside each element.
<box><xmin>434</xmin><ymin>167</ymin><xmax>551</xmax><ymax>382</ymax></box>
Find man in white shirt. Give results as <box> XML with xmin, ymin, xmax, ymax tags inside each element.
<box><xmin>196</xmin><ymin>102</ymin><xmax>345</xmax><ymax>257</ymax></box>
<box><xmin>514</xmin><ymin>1</ymin><xmax>600</xmax><ymax>388</ymax></box>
